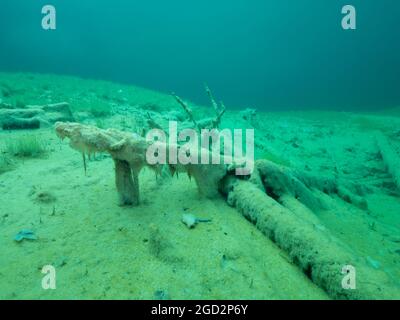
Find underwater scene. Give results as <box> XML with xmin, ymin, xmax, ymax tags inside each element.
<box><xmin>0</xmin><ymin>1</ymin><xmax>400</xmax><ymax>300</ymax></box>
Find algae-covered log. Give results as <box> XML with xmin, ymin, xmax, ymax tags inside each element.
<box><xmin>2</xmin><ymin>117</ymin><xmax>41</xmax><ymax>130</ymax></box>
<box><xmin>376</xmin><ymin>131</ymin><xmax>400</xmax><ymax>192</ymax></box>
<box><xmin>250</xmin><ymin>159</ymin><xmax>368</xmax><ymax>212</ymax></box>
<box><xmin>221</xmin><ymin>177</ymin><xmax>400</xmax><ymax>299</ymax></box>
<box><xmin>55</xmin><ymin>122</ymin><xmax>230</xmax><ymax>205</ymax></box>
<box><xmin>252</xmin><ymin>159</ymin><xmax>326</xmax><ymax>211</ymax></box>
<box><xmin>0</xmin><ymin>102</ymin><xmax>74</xmax><ymax>130</ymax></box>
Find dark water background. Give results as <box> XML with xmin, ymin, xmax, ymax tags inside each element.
<box><xmin>0</xmin><ymin>0</ymin><xmax>399</xmax><ymax>110</ymax></box>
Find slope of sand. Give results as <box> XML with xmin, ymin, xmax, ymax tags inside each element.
<box><xmin>1</xmin><ymin>72</ymin><xmax>400</xmax><ymax>299</ymax></box>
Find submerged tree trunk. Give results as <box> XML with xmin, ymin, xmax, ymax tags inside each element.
<box><xmin>220</xmin><ymin>176</ymin><xmax>400</xmax><ymax>300</ymax></box>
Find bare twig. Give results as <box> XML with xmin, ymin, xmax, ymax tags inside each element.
<box><xmin>146</xmin><ymin>112</ymin><xmax>163</xmax><ymax>130</ymax></box>
<box><xmin>205</xmin><ymin>84</ymin><xmax>219</xmax><ymax>114</ymax></box>
<box><xmin>172</xmin><ymin>93</ymin><xmax>199</xmax><ymax>129</ymax></box>
<box><xmin>173</xmin><ymin>86</ymin><xmax>226</xmax><ymax>130</ymax></box>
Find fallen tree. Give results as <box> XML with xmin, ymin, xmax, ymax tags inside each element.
<box><xmin>54</xmin><ymin>122</ymin><xmax>400</xmax><ymax>300</ymax></box>
<box><xmin>1</xmin><ymin>102</ymin><xmax>74</xmax><ymax>130</ymax></box>
<box><xmin>220</xmin><ymin>176</ymin><xmax>400</xmax><ymax>299</ymax></box>
<box><xmin>249</xmin><ymin>159</ymin><xmax>368</xmax><ymax>211</ymax></box>
<box><xmin>55</xmin><ymin>122</ymin><xmax>230</xmax><ymax>204</ymax></box>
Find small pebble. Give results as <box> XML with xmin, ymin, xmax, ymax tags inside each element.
<box><xmin>181</xmin><ymin>214</ymin><xmax>197</xmax><ymax>229</ymax></box>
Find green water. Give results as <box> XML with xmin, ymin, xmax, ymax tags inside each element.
<box><xmin>0</xmin><ymin>0</ymin><xmax>399</xmax><ymax>110</ymax></box>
